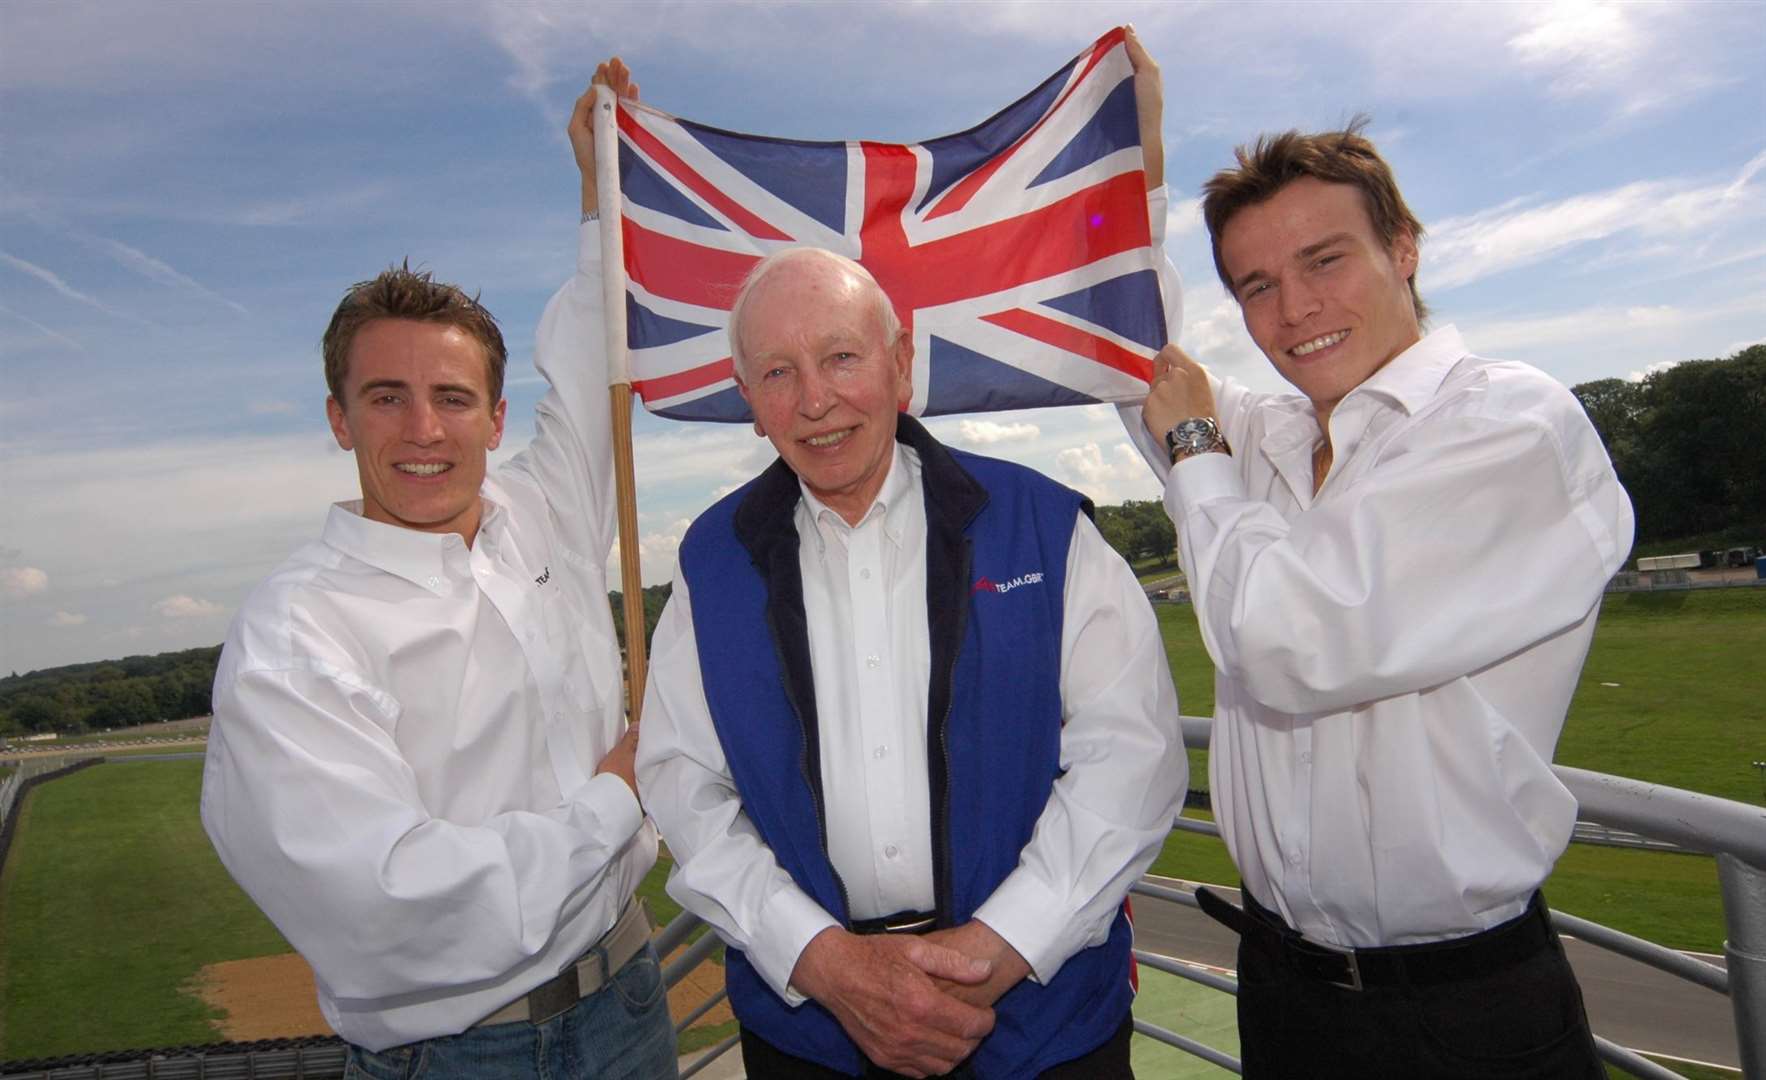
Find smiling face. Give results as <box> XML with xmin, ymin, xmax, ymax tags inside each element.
<box><xmin>1220</xmin><ymin>176</ymin><xmax>1422</xmax><ymax>425</ymax></box>
<box><xmin>325</xmin><ymin>318</ymin><xmax>506</xmax><ymax>545</ymax></box>
<box><xmin>733</xmin><ymin>253</ymin><xmax>913</xmax><ymax>525</ymax></box>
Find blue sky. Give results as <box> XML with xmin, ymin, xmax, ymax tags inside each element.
<box><xmin>2</xmin><ymin>0</ymin><xmax>1762</xmax><ymax>675</ymax></box>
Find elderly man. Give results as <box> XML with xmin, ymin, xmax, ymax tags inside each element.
<box><xmin>636</xmin><ymin>242</ymin><xmax>1185</xmax><ymax>1076</ymax></box>
<box><xmin>201</xmin><ymin>61</ymin><xmax>678</xmax><ymax>1078</ymax></box>
<box><xmin>1125</xmin><ymin>111</ymin><xmax>1633</xmax><ymax>1076</ymax></box>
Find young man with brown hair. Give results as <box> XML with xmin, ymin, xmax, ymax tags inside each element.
<box><xmin>1127</xmin><ymin>115</ymin><xmax>1633</xmax><ymax>1077</ymax></box>
<box><xmin>201</xmin><ymin>61</ymin><xmax>679</xmax><ymax>1078</ymax></box>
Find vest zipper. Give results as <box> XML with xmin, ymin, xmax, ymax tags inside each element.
<box><xmin>931</xmin><ymin>538</ymin><xmax>972</xmax><ymax>924</ymax></box>
<box><xmin>767</xmin><ymin>613</ymin><xmax>853</xmax><ymax>924</ymax></box>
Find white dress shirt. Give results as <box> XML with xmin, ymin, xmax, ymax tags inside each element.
<box><xmin>201</xmin><ymin>225</ymin><xmax>654</xmax><ymax>1050</ymax></box>
<box><xmin>1125</xmin><ymin>324</ymin><xmax>1633</xmax><ymax>947</ymax></box>
<box><xmin>637</xmin><ymin>441</ymin><xmax>1186</xmax><ymax>1004</ymax></box>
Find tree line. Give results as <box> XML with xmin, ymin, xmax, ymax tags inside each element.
<box><xmin>1571</xmin><ymin>344</ymin><xmax>1764</xmax><ymax>546</ymax></box>
<box><xmin>1</xmin><ymin>588</ymin><xmax>681</xmax><ymax>739</ymax></box>
<box><xmin>1</xmin><ymin>646</ymin><xmax>219</xmax><ymax>738</ymax></box>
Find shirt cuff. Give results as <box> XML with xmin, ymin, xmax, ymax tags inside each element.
<box><xmin>747</xmin><ymin>886</ymin><xmax>840</xmax><ymax>1006</ymax></box>
<box><xmin>576</xmin><ymin>220</ymin><xmax>603</xmax><ymax>275</ymax></box>
<box><xmin>1163</xmin><ymin>450</ymin><xmax>1241</xmax><ymax>524</ymax></box>
<box><xmin>565</xmin><ymin>771</ymin><xmax>644</xmax><ymax>844</ymax></box>
<box><xmin>972</xmin><ymin>871</ymin><xmax>1088</xmax><ymax>986</ymax></box>
<box><xmin>1147</xmin><ymin>185</ymin><xmax>1169</xmax><ymax>246</ymax></box>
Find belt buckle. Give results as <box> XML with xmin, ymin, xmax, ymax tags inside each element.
<box><xmin>884</xmin><ymin>913</ymin><xmax>937</xmax><ymax>935</ymax></box>
<box><xmin>1314</xmin><ymin>939</ymin><xmax>1363</xmax><ymax>992</ymax></box>
<box><xmin>526</xmin><ymin>964</ymin><xmax>581</xmax><ymax>1024</ymax></box>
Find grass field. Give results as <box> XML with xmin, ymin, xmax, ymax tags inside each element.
<box><xmin>1557</xmin><ymin>589</ymin><xmax>1766</xmax><ymax>804</ymax></box>
<box><xmin>0</xmin><ymin>759</ymin><xmax>287</xmax><ymax>1061</ymax></box>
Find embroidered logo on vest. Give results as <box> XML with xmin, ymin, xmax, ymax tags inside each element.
<box><xmin>972</xmin><ymin>571</ymin><xmax>1044</xmax><ymax>595</ymax></box>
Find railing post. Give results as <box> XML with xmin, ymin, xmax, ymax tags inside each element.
<box><xmin>1719</xmin><ymin>853</ymin><xmax>1766</xmax><ymax>1078</ymax></box>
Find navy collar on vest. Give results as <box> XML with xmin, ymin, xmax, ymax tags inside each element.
<box><xmin>731</xmin><ymin>414</ymin><xmax>986</xmax><ymax>563</ymax></box>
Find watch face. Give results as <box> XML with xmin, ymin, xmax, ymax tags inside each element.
<box><xmin>1167</xmin><ymin>417</ymin><xmax>1223</xmax><ymax>460</ymax></box>
<box><xmin>1175</xmin><ymin>418</ymin><xmax>1212</xmax><ymax>451</ymax></box>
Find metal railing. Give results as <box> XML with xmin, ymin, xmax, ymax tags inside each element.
<box><xmin>659</xmin><ymin>715</ymin><xmax>1766</xmax><ymax>1079</ymax></box>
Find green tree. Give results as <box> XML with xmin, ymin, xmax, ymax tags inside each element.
<box><xmin>5</xmin><ymin>695</ymin><xmax>63</xmax><ymax>734</ymax></box>
<box><xmin>1573</xmin><ymin>345</ymin><xmax>1765</xmax><ymax>546</ymax></box>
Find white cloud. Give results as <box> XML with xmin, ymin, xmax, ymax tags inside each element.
<box><xmin>154</xmin><ymin>595</ymin><xmax>226</xmax><ymax>619</ymax></box>
<box><xmin>1165</xmin><ymin>197</ymin><xmax>1203</xmax><ymax>242</ymax></box>
<box><xmin>1507</xmin><ymin>2</ymin><xmax>1641</xmax><ymax>95</ymax></box>
<box><xmin>2</xmin><ymin>567</ymin><xmax>49</xmax><ymax>597</ymax></box>
<box><xmin>1427</xmin><ymin>163</ymin><xmax>1766</xmax><ymax>292</ymax></box>
<box><xmin>611</xmin><ymin>516</ymin><xmax>694</xmax><ymax>586</ymax></box>
<box><xmin>952</xmin><ymin>419</ymin><xmax>1040</xmax><ymax>447</ymax></box>
<box><xmin>48</xmin><ymin>611</ymin><xmax>88</xmax><ymax>627</ymax></box>
<box><xmin>1505</xmin><ymin>1</ymin><xmax>1723</xmax><ymax>117</ymax></box>
<box><xmin>1052</xmin><ymin>440</ymin><xmax>1163</xmax><ymax>506</ymax></box>
<box><xmin>1628</xmin><ymin>359</ymin><xmax>1683</xmax><ymax>384</ymax></box>
<box><xmin>1471</xmin><ymin>298</ymin><xmax>1753</xmax><ymax>356</ymax></box>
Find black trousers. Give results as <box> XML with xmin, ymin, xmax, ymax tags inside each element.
<box><xmin>1232</xmin><ymin>890</ymin><xmax>1602</xmax><ymax>1079</ymax></box>
<box><xmin>737</xmin><ymin>1011</ymin><xmax>1134</xmax><ymax>1079</ymax></box>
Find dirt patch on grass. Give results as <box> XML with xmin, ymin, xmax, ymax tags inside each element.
<box><xmin>189</xmin><ymin>941</ymin><xmax>730</xmax><ymax>1042</ymax></box>
<box><xmin>188</xmin><ymin>953</ymin><xmax>328</xmax><ymax>1040</ymax></box>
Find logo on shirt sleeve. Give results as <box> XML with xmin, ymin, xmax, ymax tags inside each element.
<box><xmin>972</xmin><ymin>571</ymin><xmax>1044</xmax><ymax>595</ymax></box>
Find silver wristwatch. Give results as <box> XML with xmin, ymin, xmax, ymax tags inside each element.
<box><xmin>1164</xmin><ymin>417</ymin><xmax>1230</xmax><ymax>464</ymax></box>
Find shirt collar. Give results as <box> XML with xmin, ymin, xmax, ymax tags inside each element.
<box><xmin>322</xmin><ymin>499</ymin><xmax>487</xmax><ymax>592</ymax></box>
<box><xmin>797</xmin><ymin>443</ymin><xmax>916</xmax><ymax>556</ymax></box>
<box><xmin>1346</xmin><ymin>324</ymin><xmax>1468</xmax><ymax>417</ymax></box>
<box><xmin>1259</xmin><ymin>324</ymin><xmax>1470</xmax><ymax>457</ymax></box>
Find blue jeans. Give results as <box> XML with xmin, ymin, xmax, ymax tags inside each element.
<box><xmin>345</xmin><ymin>942</ymin><xmax>679</xmax><ymax>1080</ymax></box>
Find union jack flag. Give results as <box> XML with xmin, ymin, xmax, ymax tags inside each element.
<box><xmin>610</xmin><ymin>26</ymin><xmax>1175</xmax><ymax>422</ymax></box>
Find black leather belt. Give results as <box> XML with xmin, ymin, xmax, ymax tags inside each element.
<box><xmin>851</xmin><ymin>909</ymin><xmax>939</xmax><ymax>936</ymax></box>
<box><xmin>1196</xmin><ymin>886</ymin><xmax>1555</xmax><ymax>992</ymax></box>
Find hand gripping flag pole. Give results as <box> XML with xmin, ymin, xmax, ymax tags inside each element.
<box><xmin>595</xmin><ymin>81</ymin><xmax>650</xmax><ymax>725</ymax></box>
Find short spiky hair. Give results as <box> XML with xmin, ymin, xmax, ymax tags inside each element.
<box><xmin>321</xmin><ymin>262</ymin><xmax>508</xmax><ymax>408</ymax></box>
<box><xmin>1202</xmin><ymin>116</ymin><xmax>1428</xmax><ymax>322</ymax></box>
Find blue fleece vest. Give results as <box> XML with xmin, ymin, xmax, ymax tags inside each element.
<box><xmin>678</xmin><ymin>418</ymin><xmax>1134</xmax><ymax>1078</ymax></box>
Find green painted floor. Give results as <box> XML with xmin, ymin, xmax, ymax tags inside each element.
<box><xmin>1129</xmin><ymin>965</ymin><xmax>1240</xmax><ymax>1078</ymax></box>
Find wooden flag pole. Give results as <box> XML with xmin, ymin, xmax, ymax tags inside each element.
<box><xmin>610</xmin><ymin>383</ymin><xmax>648</xmax><ymax>723</ymax></box>
<box><xmin>594</xmin><ymin>83</ymin><xmax>648</xmax><ymax>725</ymax></box>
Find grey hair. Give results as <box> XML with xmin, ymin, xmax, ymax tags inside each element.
<box><xmin>727</xmin><ymin>247</ymin><xmax>902</xmax><ymax>380</ymax></box>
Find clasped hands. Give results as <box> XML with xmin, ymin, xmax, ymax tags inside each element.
<box><xmin>790</xmin><ymin>919</ymin><xmax>1032</xmax><ymax>1078</ymax></box>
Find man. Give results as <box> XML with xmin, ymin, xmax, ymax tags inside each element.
<box><xmin>201</xmin><ymin>61</ymin><xmax>678</xmax><ymax>1078</ymax></box>
<box><xmin>635</xmin><ymin>244</ymin><xmax>1185</xmax><ymax>1076</ymax></box>
<box><xmin>1127</xmin><ymin>114</ymin><xmax>1633</xmax><ymax>1077</ymax></box>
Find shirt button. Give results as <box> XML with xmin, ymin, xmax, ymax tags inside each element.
<box><xmin>873</xmin><ymin>745</ymin><xmax>887</xmax><ymax>759</ymax></box>
<box><xmin>884</xmin><ymin>844</ymin><xmax>899</xmax><ymax>859</ymax></box>
<box><xmin>1299</xmin><ymin>751</ymin><xmax>1313</xmax><ymax>765</ymax></box>
<box><xmin>1288</xmin><ymin>850</ymin><xmax>1303</xmax><ymax>866</ymax></box>
<box><xmin>426</xmin><ymin>575</ymin><xmax>440</xmax><ymax>588</ymax></box>
<box><xmin>860</xmin><ymin>568</ymin><xmax>872</xmax><ymax>580</ymax></box>
<box><xmin>865</xmin><ymin>654</ymin><xmax>880</xmax><ymax>669</ymax></box>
